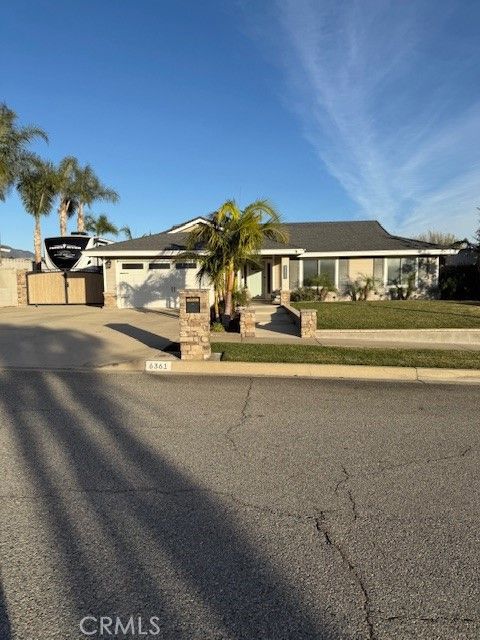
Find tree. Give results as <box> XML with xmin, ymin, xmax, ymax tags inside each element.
<box><xmin>119</xmin><ymin>225</ymin><xmax>132</xmax><ymax>240</ymax></box>
<box><xmin>85</xmin><ymin>213</ymin><xmax>118</xmax><ymax>237</ymax></box>
<box><xmin>0</xmin><ymin>104</ymin><xmax>47</xmax><ymax>201</ymax></box>
<box><xmin>73</xmin><ymin>164</ymin><xmax>119</xmax><ymax>233</ymax></box>
<box><xmin>416</xmin><ymin>230</ymin><xmax>457</xmax><ymax>246</ymax></box>
<box><xmin>187</xmin><ymin>199</ymin><xmax>288</xmax><ymax>318</ymax></box>
<box><xmin>56</xmin><ymin>156</ymin><xmax>79</xmax><ymax>236</ymax></box>
<box><xmin>17</xmin><ymin>157</ymin><xmax>57</xmax><ymax>270</ymax></box>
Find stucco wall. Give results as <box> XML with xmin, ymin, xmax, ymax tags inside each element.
<box><xmin>348</xmin><ymin>258</ymin><xmax>374</xmax><ymax>280</ymax></box>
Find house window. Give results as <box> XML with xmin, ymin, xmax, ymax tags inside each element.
<box><xmin>149</xmin><ymin>263</ymin><xmax>170</xmax><ymax>270</ymax></box>
<box><xmin>387</xmin><ymin>257</ymin><xmax>417</xmax><ymax>285</ymax></box>
<box><xmin>122</xmin><ymin>263</ymin><xmax>143</xmax><ymax>270</ymax></box>
<box><xmin>338</xmin><ymin>259</ymin><xmax>349</xmax><ymax>287</ymax></box>
<box><xmin>373</xmin><ymin>258</ymin><xmax>384</xmax><ymax>283</ymax></box>
<box><xmin>303</xmin><ymin>259</ymin><xmax>318</xmax><ymax>281</ymax></box>
<box><xmin>303</xmin><ymin>258</ymin><xmax>336</xmax><ymax>286</ymax></box>
<box><xmin>175</xmin><ymin>262</ymin><xmax>196</xmax><ymax>269</ymax></box>
<box><xmin>289</xmin><ymin>259</ymin><xmax>300</xmax><ymax>290</ymax></box>
<box><xmin>319</xmin><ymin>259</ymin><xmax>335</xmax><ymax>284</ymax></box>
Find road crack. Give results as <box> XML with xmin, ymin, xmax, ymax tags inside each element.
<box><xmin>315</xmin><ymin>511</ymin><xmax>375</xmax><ymax>640</ymax></box>
<box><xmin>225</xmin><ymin>377</ymin><xmax>254</xmax><ymax>454</ymax></box>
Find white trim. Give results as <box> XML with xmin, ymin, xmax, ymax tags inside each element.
<box><xmin>166</xmin><ymin>217</ymin><xmax>211</xmax><ymax>233</ymax></box>
<box><xmin>302</xmin><ymin>249</ymin><xmax>457</xmax><ymax>257</ymax></box>
<box><xmin>334</xmin><ymin>258</ymin><xmax>339</xmax><ymax>289</ymax></box>
<box><xmin>259</xmin><ymin>248</ymin><xmax>303</xmax><ymax>255</ymax></box>
<box><xmin>87</xmin><ymin>247</ymin><xmax>457</xmax><ymax>259</ymax></box>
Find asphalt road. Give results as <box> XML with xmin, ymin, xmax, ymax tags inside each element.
<box><xmin>0</xmin><ymin>372</ymin><xmax>478</xmax><ymax>640</ymax></box>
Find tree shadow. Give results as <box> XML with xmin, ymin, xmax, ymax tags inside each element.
<box><xmin>0</xmin><ymin>326</ymin><xmax>339</xmax><ymax>639</ymax></box>
<box><xmin>0</xmin><ymin>579</ymin><xmax>12</xmax><ymax>640</ymax></box>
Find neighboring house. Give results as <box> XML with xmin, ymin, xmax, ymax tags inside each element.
<box><xmin>85</xmin><ymin>217</ymin><xmax>459</xmax><ymax>309</ymax></box>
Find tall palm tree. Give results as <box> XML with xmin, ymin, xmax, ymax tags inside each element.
<box><xmin>73</xmin><ymin>164</ymin><xmax>119</xmax><ymax>232</ymax></box>
<box><xmin>189</xmin><ymin>199</ymin><xmax>288</xmax><ymax>318</ymax></box>
<box><xmin>17</xmin><ymin>157</ymin><xmax>57</xmax><ymax>270</ymax></box>
<box><xmin>0</xmin><ymin>104</ymin><xmax>47</xmax><ymax>201</ymax></box>
<box><xmin>85</xmin><ymin>213</ymin><xmax>118</xmax><ymax>237</ymax></box>
<box><xmin>56</xmin><ymin>156</ymin><xmax>79</xmax><ymax>236</ymax></box>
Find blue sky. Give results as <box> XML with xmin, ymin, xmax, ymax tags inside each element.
<box><xmin>1</xmin><ymin>0</ymin><xmax>479</xmax><ymax>249</ymax></box>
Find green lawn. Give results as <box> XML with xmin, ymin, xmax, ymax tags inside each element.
<box><xmin>215</xmin><ymin>343</ymin><xmax>480</xmax><ymax>369</ymax></box>
<box><xmin>292</xmin><ymin>300</ymin><xmax>480</xmax><ymax>330</ymax></box>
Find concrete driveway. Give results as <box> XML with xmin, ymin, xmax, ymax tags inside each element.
<box><xmin>0</xmin><ymin>306</ymin><xmax>179</xmax><ymax>368</ymax></box>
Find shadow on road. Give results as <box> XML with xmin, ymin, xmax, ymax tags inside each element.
<box><xmin>0</xmin><ymin>326</ymin><xmax>339</xmax><ymax>639</ymax></box>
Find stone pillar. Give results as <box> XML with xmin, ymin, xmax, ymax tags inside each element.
<box><xmin>240</xmin><ymin>308</ymin><xmax>255</xmax><ymax>338</ymax></box>
<box><xmin>300</xmin><ymin>309</ymin><xmax>317</xmax><ymax>338</ymax></box>
<box><xmin>16</xmin><ymin>270</ymin><xmax>28</xmax><ymax>306</ymax></box>
<box><xmin>280</xmin><ymin>290</ymin><xmax>290</xmax><ymax>306</ymax></box>
<box><xmin>103</xmin><ymin>291</ymin><xmax>118</xmax><ymax>308</ymax></box>
<box><xmin>179</xmin><ymin>289</ymin><xmax>211</xmax><ymax>361</ymax></box>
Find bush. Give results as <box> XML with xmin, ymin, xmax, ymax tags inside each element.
<box><xmin>439</xmin><ymin>265</ymin><xmax>480</xmax><ymax>300</ymax></box>
<box><xmin>291</xmin><ymin>287</ymin><xmax>318</xmax><ymax>302</ymax></box>
<box><xmin>211</xmin><ymin>321</ymin><xmax>225</xmax><ymax>333</ymax></box>
<box><xmin>233</xmin><ymin>286</ymin><xmax>251</xmax><ymax>308</ymax></box>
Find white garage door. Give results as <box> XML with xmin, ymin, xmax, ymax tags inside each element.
<box><xmin>116</xmin><ymin>260</ymin><xmax>199</xmax><ymax>309</ymax></box>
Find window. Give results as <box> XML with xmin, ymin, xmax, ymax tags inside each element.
<box><xmin>303</xmin><ymin>259</ymin><xmax>318</xmax><ymax>281</ymax></box>
<box><xmin>387</xmin><ymin>257</ymin><xmax>417</xmax><ymax>285</ymax></box>
<box><xmin>338</xmin><ymin>259</ymin><xmax>349</xmax><ymax>286</ymax></box>
<box><xmin>122</xmin><ymin>263</ymin><xmax>143</xmax><ymax>270</ymax></box>
<box><xmin>289</xmin><ymin>259</ymin><xmax>300</xmax><ymax>290</ymax></box>
<box><xmin>175</xmin><ymin>262</ymin><xmax>196</xmax><ymax>269</ymax></box>
<box><xmin>319</xmin><ymin>259</ymin><xmax>335</xmax><ymax>284</ymax></box>
<box><xmin>149</xmin><ymin>263</ymin><xmax>170</xmax><ymax>270</ymax></box>
<box><xmin>373</xmin><ymin>258</ymin><xmax>384</xmax><ymax>283</ymax></box>
<box><xmin>303</xmin><ymin>258</ymin><xmax>336</xmax><ymax>286</ymax></box>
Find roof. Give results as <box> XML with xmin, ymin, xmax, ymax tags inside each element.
<box><xmin>86</xmin><ymin>219</ymin><xmax>455</xmax><ymax>256</ymax></box>
<box><xmin>269</xmin><ymin>221</ymin><xmax>443</xmax><ymax>253</ymax></box>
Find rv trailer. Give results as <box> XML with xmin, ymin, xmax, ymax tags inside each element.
<box><xmin>44</xmin><ymin>233</ymin><xmax>112</xmax><ymax>272</ymax></box>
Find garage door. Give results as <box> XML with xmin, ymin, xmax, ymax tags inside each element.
<box><xmin>116</xmin><ymin>261</ymin><xmax>199</xmax><ymax>309</ymax></box>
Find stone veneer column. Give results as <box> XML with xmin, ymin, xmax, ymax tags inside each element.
<box><xmin>103</xmin><ymin>291</ymin><xmax>118</xmax><ymax>308</ymax></box>
<box><xmin>280</xmin><ymin>290</ymin><xmax>290</xmax><ymax>305</ymax></box>
<box><xmin>300</xmin><ymin>309</ymin><xmax>317</xmax><ymax>338</ymax></box>
<box><xmin>240</xmin><ymin>308</ymin><xmax>255</xmax><ymax>338</ymax></box>
<box><xmin>16</xmin><ymin>270</ymin><xmax>28</xmax><ymax>306</ymax></box>
<box><xmin>179</xmin><ymin>289</ymin><xmax>211</xmax><ymax>361</ymax></box>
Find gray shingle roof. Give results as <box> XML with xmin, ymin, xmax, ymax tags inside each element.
<box><xmin>267</xmin><ymin>221</ymin><xmax>441</xmax><ymax>252</ymax></box>
<box><xmin>93</xmin><ymin>220</ymin><xmax>444</xmax><ymax>254</ymax></box>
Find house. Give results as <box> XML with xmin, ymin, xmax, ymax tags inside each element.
<box><xmin>85</xmin><ymin>217</ymin><xmax>459</xmax><ymax>309</ymax></box>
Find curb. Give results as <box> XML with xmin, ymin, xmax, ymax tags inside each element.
<box><xmin>142</xmin><ymin>359</ymin><xmax>480</xmax><ymax>384</ymax></box>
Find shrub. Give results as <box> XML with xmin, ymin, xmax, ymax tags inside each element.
<box><xmin>211</xmin><ymin>321</ymin><xmax>225</xmax><ymax>332</ymax></box>
<box><xmin>291</xmin><ymin>287</ymin><xmax>318</xmax><ymax>302</ymax></box>
<box><xmin>439</xmin><ymin>265</ymin><xmax>480</xmax><ymax>300</ymax></box>
<box><xmin>233</xmin><ymin>286</ymin><xmax>251</xmax><ymax>308</ymax></box>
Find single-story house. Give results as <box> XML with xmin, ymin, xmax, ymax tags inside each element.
<box><xmin>85</xmin><ymin>217</ymin><xmax>459</xmax><ymax>309</ymax></box>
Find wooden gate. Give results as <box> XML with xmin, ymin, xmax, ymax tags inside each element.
<box><xmin>27</xmin><ymin>272</ymin><xmax>104</xmax><ymax>305</ymax></box>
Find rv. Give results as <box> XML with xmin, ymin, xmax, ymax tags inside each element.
<box><xmin>44</xmin><ymin>233</ymin><xmax>112</xmax><ymax>272</ymax></box>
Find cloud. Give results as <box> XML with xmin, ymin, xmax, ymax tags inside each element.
<box><xmin>273</xmin><ymin>0</ymin><xmax>480</xmax><ymax>237</ymax></box>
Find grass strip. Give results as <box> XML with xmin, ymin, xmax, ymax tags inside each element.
<box><xmin>215</xmin><ymin>342</ymin><xmax>480</xmax><ymax>369</ymax></box>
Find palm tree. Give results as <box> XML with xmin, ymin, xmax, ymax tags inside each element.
<box><xmin>17</xmin><ymin>157</ymin><xmax>57</xmax><ymax>270</ymax></box>
<box><xmin>187</xmin><ymin>199</ymin><xmax>288</xmax><ymax>318</ymax></box>
<box><xmin>85</xmin><ymin>213</ymin><xmax>118</xmax><ymax>237</ymax></box>
<box><xmin>56</xmin><ymin>156</ymin><xmax>79</xmax><ymax>236</ymax></box>
<box><xmin>73</xmin><ymin>164</ymin><xmax>119</xmax><ymax>232</ymax></box>
<box><xmin>0</xmin><ymin>104</ymin><xmax>47</xmax><ymax>201</ymax></box>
